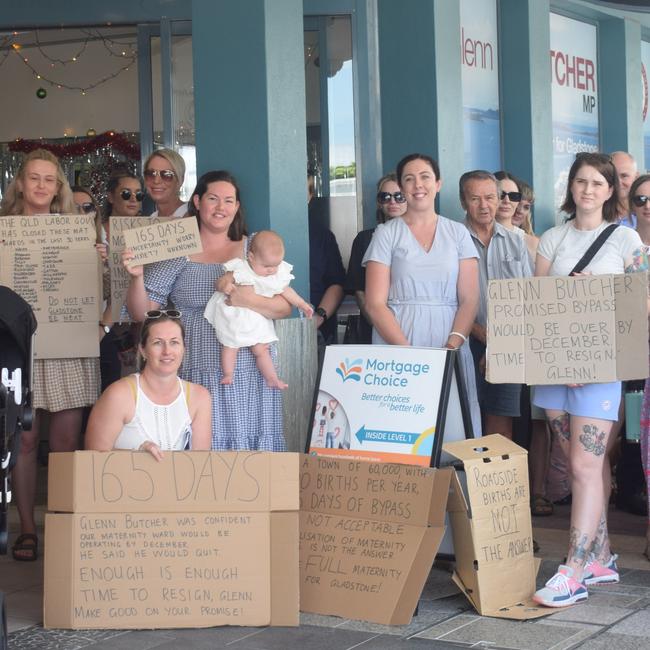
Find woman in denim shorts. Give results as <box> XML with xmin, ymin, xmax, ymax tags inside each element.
<box><xmin>532</xmin><ymin>153</ymin><xmax>645</xmax><ymax>607</ymax></box>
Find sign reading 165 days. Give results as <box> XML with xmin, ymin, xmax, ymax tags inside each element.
<box><xmin>123</xmin><ymin>218</ymin><xmax>202</xmax><ymax>267</ymax></box>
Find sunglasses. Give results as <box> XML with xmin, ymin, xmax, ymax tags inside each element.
<box><xmin>377</xmin><ymin>191</ymin><xmax>406</xmax><ymax>205</ymax></box>
<box><xmin>500</xmin><ymin>191</ymin><xmax>522</xmax><ymax>202</ymax></box>
<box><xmin>632</xmin><ymin>195</ymin><xmax>650</xmax><ymax>208</ymax></box>
<box><xmin>144</xmin><ymin>309</ymin><xmax>182</xmax><ymax>320</ymax></box>
<box><xmin>144</xmin><ymin>169</ymin><xmax>176</xmax><ymax>182</ymax></box>
<box><xmin>120</xmin><ymin>189</ymin><xmax>144</xmax><ymax>201</ymax></box>
<box><xmin>75</xmin><ymin>202</ymin><xmax>96</xmax><ymax>214</ymax></box>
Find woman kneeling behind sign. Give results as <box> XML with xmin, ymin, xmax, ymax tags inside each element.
<box><xmin>85</xmin><ymin>310</ymin><xmax>212</xmax><ymax>459</ymax></box>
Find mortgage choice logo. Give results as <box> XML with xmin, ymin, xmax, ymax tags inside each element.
<box><xmin>335</xmin><ymin>356</ymin><xmax>431</xmax><ymax>388</ymax></box>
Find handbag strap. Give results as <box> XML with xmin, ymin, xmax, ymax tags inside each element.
<box><xmin>569</xmin><ymin>223</ymin><xmax>619</xmax><ymax>275</ymax></box>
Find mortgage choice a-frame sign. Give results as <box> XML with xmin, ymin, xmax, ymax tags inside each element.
<box><xmin>307</xmin><ymin>345</ymin><xmax>473</xmax><ymax>467</ymax></box>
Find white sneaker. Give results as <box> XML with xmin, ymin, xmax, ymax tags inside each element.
<box><xmin>533</xmin><ymin>565</ymin><xmax>588</xmax><ymax>607</ymax></box>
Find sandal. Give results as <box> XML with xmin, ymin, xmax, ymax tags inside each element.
<box><xmin>12</xmin><ymin>533</ymin><xmax>38</xmax><ymax>562</ymax></box>
<box><xmin>531</xmin><ymin>494</ymin><xmax>554</xmax><ymax>517</ymax></box>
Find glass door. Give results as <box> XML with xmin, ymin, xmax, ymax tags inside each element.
<box><xmin>138</xmin><ymin>20</ymin><xmax>195</xmax><ymax>202</ymax></box>
<box><xmin>304</xmin><ymin>15</ymin><xmax>357</xmax><ymax>267</ymax></box>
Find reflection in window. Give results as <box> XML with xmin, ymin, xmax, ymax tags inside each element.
<box><xmin>305</xmin><ymin>16</ymin><xmax>357</xmax><ymax>266</ymax></box>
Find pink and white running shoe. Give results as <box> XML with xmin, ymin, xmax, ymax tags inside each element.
<box><xmin>533</xmin><ymin>565</ymin><xmax>588</xmax><ymax>607</ymax></box>
<box><xmin>583</xmin><ymin>554</ymin><xmax>619</xmax><ymax>585</ymax></box>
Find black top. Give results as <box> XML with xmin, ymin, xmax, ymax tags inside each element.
<box><xmin>343</xmin><ymin>228</ymin><xmax>376</xmax><ymax>344</ymax></box>
<box><xmin>308</xmin><ymin>206</ymin><xmax>346</xmax><ymax>345</ymax></box>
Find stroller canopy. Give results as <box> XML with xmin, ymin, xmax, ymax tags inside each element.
<box><xmin>0</xmin><ymin>286</ymin><xmax>37</xmax><ymax>383</ymax></box>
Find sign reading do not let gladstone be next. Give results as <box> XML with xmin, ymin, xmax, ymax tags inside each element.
<box><xmin>486</xmin><ymin>273</ymin><xmax>648</xmax><ymax>385</ymax></box>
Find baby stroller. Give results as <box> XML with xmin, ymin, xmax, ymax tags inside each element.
<box><xmin>0</xmin><ymin>286</ymin><xmax>36</xmax><ymax>556</ymax></box>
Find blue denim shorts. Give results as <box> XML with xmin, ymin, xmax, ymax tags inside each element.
<box><xmin>533</xmin><ymin>382</ymin><xmax>622</xmax><ymax>422</ymax></box>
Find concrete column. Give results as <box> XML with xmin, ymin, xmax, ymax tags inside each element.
<box><xmin>378</xmin><ymin>0</ymin><xmax>464</xmax><ymax>220</ymax></box>
<box><xmin>600</xmin><ymin>18</ymin><xmax>643</xmax><ymax>162</ymax></box>
<box><xmin>192</xmin><ymin>0</ymin><xmax>309</xmax><ymax>298</ymax></box>
<box><xmin>499</xmin><ymin>0</ymin><xmax>555</xmax><ymax>234</ymax></box>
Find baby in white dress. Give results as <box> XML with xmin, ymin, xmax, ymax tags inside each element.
<box><xmin>204</xmin><ymin>230</ymin><xmax>313</xmax><ymax>389</ymax></box>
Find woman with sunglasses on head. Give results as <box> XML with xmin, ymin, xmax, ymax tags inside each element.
<box><xmin>1</xmin><ymin>150</ymin><xmax>102</xmax><ymax>561</ymax></box>
<box><xmin>363</xmin><ymin>153</ymin><xmax>482</xmax><ymax>436</ymax></box>
<box><xmin>124</xmin><ymin>170</ymin><xmax>291</xmax><ymax>451</ymax></box>
<box><xmin>532</xmin><ymin>153</ymin><xmax>645</xmax><ymax>607</ymax></box>
<box><xmin>85</xmin><ymin>311</ymin><xmax>211</xmax><ymax>459</ymax></box>
<box><xmin>629</xmin><ymin>174</ymin><xmax>650</xmax><ymax>560</ymax></box>
<box><xmin>142</xmin><ymin>148</ymin><xmax>187</xmax><ymax>217</ymax></box>
<box><xmin>344</xmin><ymin>173</ymin><xmax>407</xmax><ymax>343</ymax></box>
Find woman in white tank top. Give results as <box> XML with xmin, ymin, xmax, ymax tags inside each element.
<box><xmin>85</xmin><ymin>311</ymin><xmax>211</xmax><ymax>459</ymax></box>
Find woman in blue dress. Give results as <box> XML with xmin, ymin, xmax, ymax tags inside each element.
<box><xmin>363</xmin><ymin>153</ymin><xmax>482</xmax><ymax>436</ymax></box>
<box><xmin>124</xmin><ymin>170</ymin><xmax>291</xmax><ymax>450</ymax></box>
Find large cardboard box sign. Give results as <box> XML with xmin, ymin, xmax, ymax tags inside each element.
<box><xmin>486</xmin><ymin>273</ymin><xmax>648</xmax><ymax>385</ymax></box>
<box><xmin>44</xmin><ymin>451</ymin><xmax>299</xmax><ymax>629</ymax></box>
<box><xmin>443</xmin><ymin>435</ymin><xmax>552</xmax><ymax>620</ymax></box>
<box><xmin>299</xmin><ymin>454</ymin><xmax>453</xmax><ymax>625</ymax></box>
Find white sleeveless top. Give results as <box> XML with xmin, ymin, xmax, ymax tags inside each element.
<box><xmin>113</xmin><ymin>374</ymin><xmax>192</xmax><ymax>451</ymax></box>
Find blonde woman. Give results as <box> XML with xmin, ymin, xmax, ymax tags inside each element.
<box><xmin>142</xmin><ymin>148</ymin><xmax>187</xmax><ymax>217</ymax></box>
<box><xmin>1</xmin><ymin>149</ymin><xmax>100</xmax><ymax>561</ymax></box>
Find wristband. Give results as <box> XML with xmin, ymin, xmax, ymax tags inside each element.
<box><xmin>449</xmin><ymin>331</ymin><xmax>467</xmax><ymax>342</ymax></box>
<box><xmin>315</xmin><ymin>307</ymin><xmax>328</xmax><ymax>320</ymax></box>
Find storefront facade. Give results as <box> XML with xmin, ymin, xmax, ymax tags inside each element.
<box><xmin>1</xmin><ymin>0</ymin><xmax>649</xmax><ymax>297</ymax></box>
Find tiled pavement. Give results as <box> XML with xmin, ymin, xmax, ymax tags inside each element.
<box><xmin>5</xmin><ymin>519</ymin><xmax>650</xmax><ymax>649</ymax></box>
<box><xmin>4</xmin><ymin>498</ymin><xmax>650</xmax><ymax>649</ymax></box>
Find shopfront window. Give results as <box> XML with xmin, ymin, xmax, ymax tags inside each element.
<box><xmin>550</xmin><ymin>13</ymin><xmax>599</xmax><ymax>218</ymax></box>
<box><xmin>305</xmin><ymin>15</ymin><xmax>357</xmax><ymax>266</ymax></box>
<box><xmin>460</xmin><ymin>0</ymin><xmax>501</xmax><ymax>172</ymax></box>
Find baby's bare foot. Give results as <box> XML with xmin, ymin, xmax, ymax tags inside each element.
<box><xmin>220</xmin><ymin>375</ymin><xmax>234</xmax><ymax>385</ymax></box>
<box><xmin>266</xmin><ymin>377</ymin><xmax>288</xmax><ymax>390</ymax></box>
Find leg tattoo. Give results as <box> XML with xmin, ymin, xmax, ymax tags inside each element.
<box><xmin>590</xmin><ymin>511</ymin><xmax>608</xmax><ymax>561</ymax></box>
<box><xmin>549</xmin><ymin>414</ymin><xmax>570</xmax><ymax>443</ymax></box>
<box><xmin>568</xmin><ymin>526</ymin><xmax>590</xmax><ymax>567</ymax></box>
<box><xmin>579</xmin><ymin>424</ymin><xmax>606</xmax><ymax>456</ymax></box>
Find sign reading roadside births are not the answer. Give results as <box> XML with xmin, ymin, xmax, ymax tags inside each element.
<box><xmin>308</xmin><ymin>345</ymin><xmax>468</xmax><ymax>467</ymax></box>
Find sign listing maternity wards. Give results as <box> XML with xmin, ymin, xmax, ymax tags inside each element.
<box><xmin>308</xmin><ymin>345</ymin><xmax>462</xmax><ymax>467</ymax></box>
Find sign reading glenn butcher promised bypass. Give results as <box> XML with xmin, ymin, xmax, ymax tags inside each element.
<box><xmin>307</xmin><ymin>345</ymin><xmax>471</xmax><ymax>467</ymax></box>
<box><xmin>486</xmin><ymin>273</ymin><xmax>648</xmax><ymax>385</ymax></box>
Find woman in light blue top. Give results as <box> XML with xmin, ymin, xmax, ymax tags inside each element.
<box><xmin>363</xmin><ymin>153</ymin><xmax>481</xmax><ymax>436</ymax></box>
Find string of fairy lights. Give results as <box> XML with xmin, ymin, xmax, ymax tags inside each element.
<box><xmin>4</xmin><ymin>27</ymin><xmax>137</xmax><ymax>96</ymax></box>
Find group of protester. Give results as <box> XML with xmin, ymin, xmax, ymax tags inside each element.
<box><xmin>3</xmin><ymin>144</ymin><xmax>650</xmax><ymax>612</ymax></box>
<box><xmin>339</xmin><ymin>150</ymin><xmax>650</xmax><ymax>608</ymax></box>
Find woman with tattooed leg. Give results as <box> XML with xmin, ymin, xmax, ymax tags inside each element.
<box><xmin>532</xmin><ymin>153</ymin><xmax>644</xmax><ymax>607</ymax></box>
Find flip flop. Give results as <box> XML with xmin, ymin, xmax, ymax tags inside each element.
<box><xmin>531</xmin><ymin>494</ymin><xmax>554</xmax><ymax>517</ymax></box>
<box><xmin>12</xmin><ymin>533</ymin><xmax>38</xmax><ymax>562</ymax></box>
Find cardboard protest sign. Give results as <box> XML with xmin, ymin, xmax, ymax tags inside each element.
<box><xmin>443</xmin><ymin>435</ymin><xmax>551</xmax><ymax>620</ymax></box>
<box><xmin>308</xmin><ymin>345</ymin><xmax>473</xmax><ymax>467</ymax></box>
<box><xmin>44</xmin><ymin>451</ymin><xmax>299</xmax><ymax>629</ymax></box>
<box><xmin>486</xmin><ymin>273</ymin><xmax>648</xmax><ymax>385</ymax></box>
<box><xmin>108</xmin><ymin>216</ymin><xmax>173</xmax><ymax>321</ymax></box>
<box><xmin>0</xmin><ymin>214</ymin><xmax>101</xmax><ymax>358</ymax></box>
<box><xmin>123</xmin><ymin>217</ymin><xmax>202</xmax><ymax>267</ymax></box>
<box><xmin>299</xmin><ymin>454</ymin><xmax>453</xmax><ymax>625</ymax></box>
